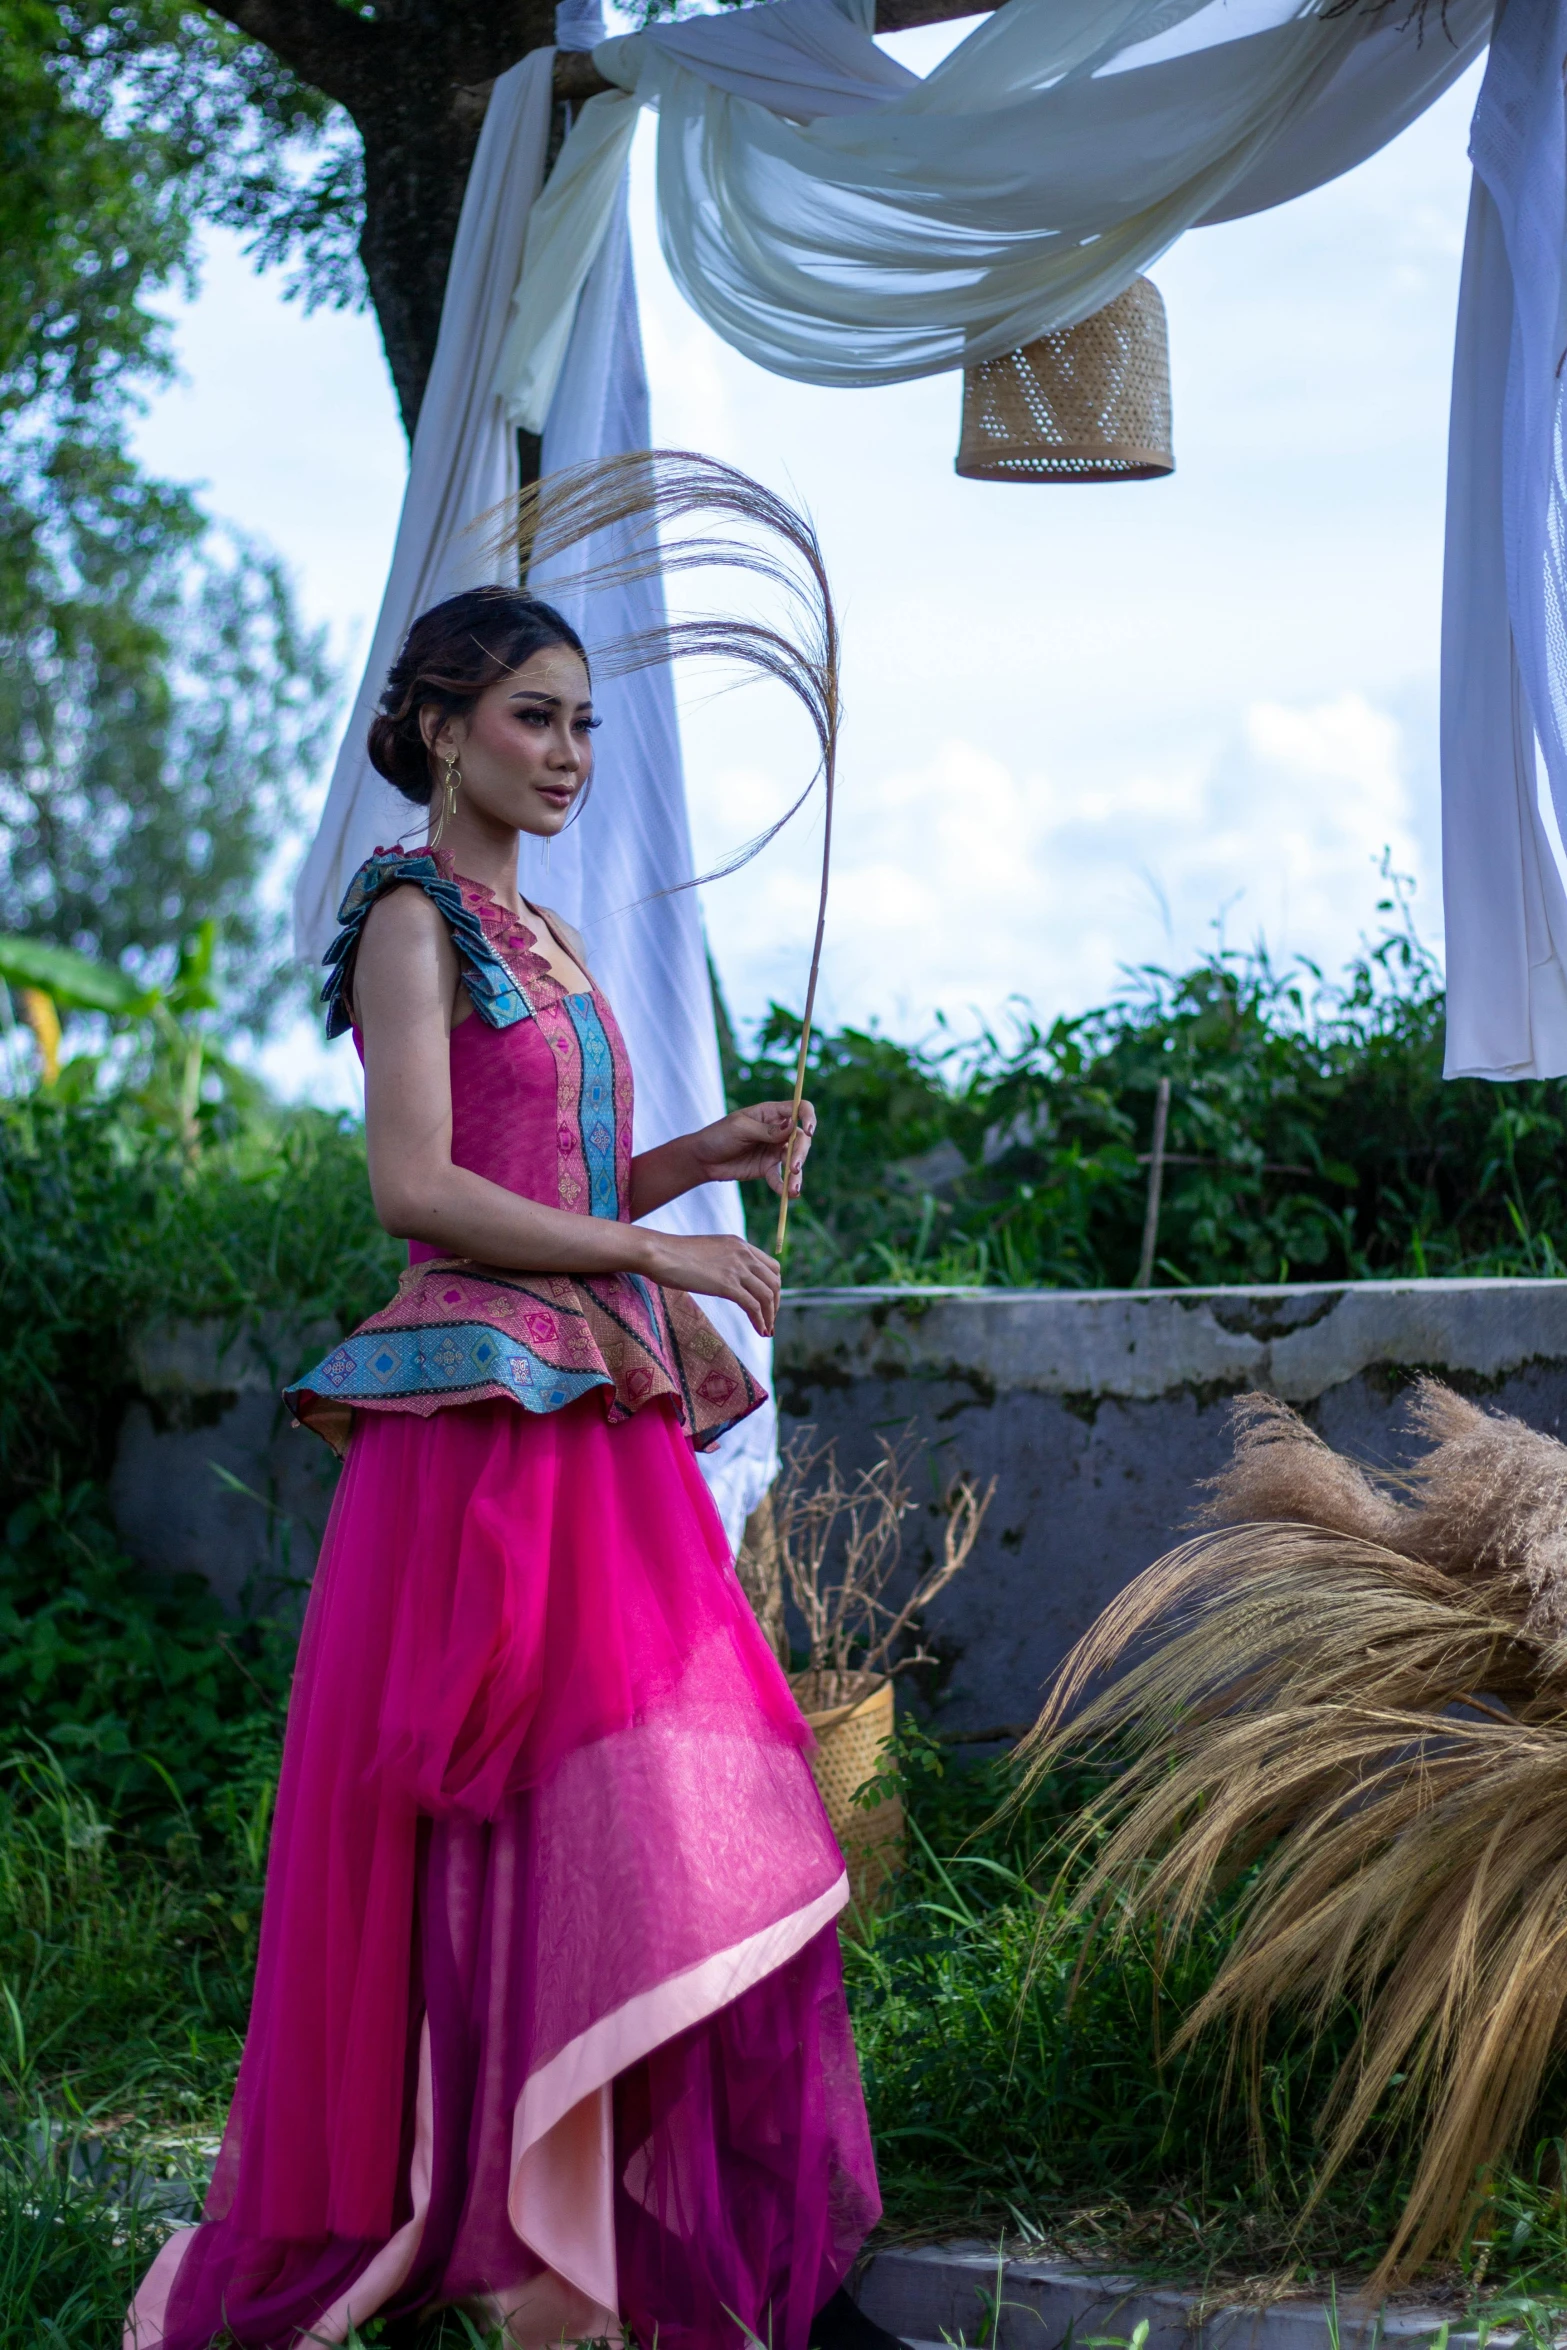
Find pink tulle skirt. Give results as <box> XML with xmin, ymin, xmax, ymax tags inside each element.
<box><xmin>128</xmin><ymin>1397</ymin><xmax>879</xmax><ymax>2350</ymax></box>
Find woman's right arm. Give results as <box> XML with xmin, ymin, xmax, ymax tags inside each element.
<box><xmin>353</xmin><ymin>888</ymin><xmax>783</xmax><ymax>1334</ymax></box>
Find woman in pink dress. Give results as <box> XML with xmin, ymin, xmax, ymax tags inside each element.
<box><xmin>127</xmin><ymin>585</ymin><xmax>888</xmax><ymax>2350</ymax></box>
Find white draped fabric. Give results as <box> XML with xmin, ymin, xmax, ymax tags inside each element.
<box><xmin>294</xmin><ymin>17</ymin><xmax>776</xmax><ymax>1547</ymax></box>
<box><xmin>1441</xmin><ymin>0</ymin><xmax>1567</xmax><ymax>1080</ymax></box>
<box><xmin>500</xmin><ymin>0</ymin><xmax>1488</xmax><ymax>416</ymax></box>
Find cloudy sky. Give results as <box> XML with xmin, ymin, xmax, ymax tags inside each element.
<box><xmin>131</xmin><ymin>25</ymin><xmax>1483</xmax><ymax>1104</ymax></box>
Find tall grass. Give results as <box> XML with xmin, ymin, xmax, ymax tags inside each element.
<box><xmin>0</xmin><ymin>1748</ymin><xmax>268</xmax><ymax>2343</ymax></box>
<box><xmin>0</xmin><ymin>2159</ymin><xmax>172</xmax><ymax>2350</ymax></box>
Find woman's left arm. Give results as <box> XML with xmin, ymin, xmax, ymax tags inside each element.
<box><xmin>630</xmin><ymin>1100</ymin><xmax>816</xmax><ymax>1220</ymax></box>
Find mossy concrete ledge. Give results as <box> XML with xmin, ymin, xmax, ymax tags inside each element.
<box><xmin>854</xmin><ymin>2241</ymin><xmax>1509</xmax><ymax>2350</ymax></box>
<box><xmin>110</xmin><ymin>1316</ymin><xmax>339</xmax><ymax>1615</ymax></box>
<box><xmin>775</xmin><ymin>1279</ymin><xmax>1567</xmax><ymax>1404</ymax></box>
<box><xmin>772</xmin><ymin>1281</ymin><xmax>1567</xmax><ymax>1741</ymax></box>
<box><xmin>110</xmin><ymin>1283</ymin><xmax>1567</xmax><ymax>1694</ymax></box>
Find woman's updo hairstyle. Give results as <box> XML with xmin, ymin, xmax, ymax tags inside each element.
<box><xmin>367</xmin><ymin>585</ymin><xmax>588</xmax><ymax>806</ymax></box>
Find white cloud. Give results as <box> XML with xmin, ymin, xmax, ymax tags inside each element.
<box><xmin>701</xmin><ymin>692</ymin><xmax>1432</xmax><ymax>1036</ymax></box>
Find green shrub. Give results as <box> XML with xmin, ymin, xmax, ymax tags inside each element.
<box><xmin>0</xmin><ymin>1483</ymin><xmax>290</xmax><ymax>1826</ymax></box>
<box><xmin>0</xmin><ymin>1088</ymin><xmax>400</xmax><ymax>1514</ymax></box>
<box><xmin>732</xmin><ymin>927</ymin><xmax>1567</xmax><ymax>1290</ymax></box>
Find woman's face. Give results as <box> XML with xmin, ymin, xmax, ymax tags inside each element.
<box><xmin>425</xmin><ymin>642</ymin><xmax>596</xmax><ymax>842</ymax></box>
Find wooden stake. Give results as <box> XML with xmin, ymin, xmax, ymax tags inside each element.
<box><xmin>1134</xmin><ymin>1074</ymin><xmax>1171</xmax><ymax>1290</ymax></box>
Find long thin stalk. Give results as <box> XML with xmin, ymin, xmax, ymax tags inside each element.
<box><xmin>776</xmin><ymin>688</ymin><xmax>837</xmax><ymax>1258</ymax></box>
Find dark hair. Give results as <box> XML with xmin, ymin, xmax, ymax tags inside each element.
<box><xmin>367</xmin><ymin>585</ymin><xmax>588</xmax><ymax>806</ymax></box>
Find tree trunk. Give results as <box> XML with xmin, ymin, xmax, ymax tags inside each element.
<box><xmin>206</xmin><ymin>0</ymin><xmax>993</xmax><ymax>441</ymax></box>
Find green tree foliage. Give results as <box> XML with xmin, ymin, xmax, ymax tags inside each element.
<box><xmin>39</xmin><ymin>3</ymin><xmax>365</xmax><ymax>318</ymax></box>
<box><xmin>0</xmin><ymin>2</ymin><xmax>338</xmax><ymax>1020</ymax></box>
<box><xmin>730</xmin><ymin>923</ymin><xmax>1567</xmax><ymax>1289</ymax></box>
<box><xmin>0</xmin><ymin>1079</ymin><xmax>398</xmax><ymax>1828</ymax></box>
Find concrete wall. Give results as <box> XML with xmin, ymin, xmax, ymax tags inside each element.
<box><xmin>109</xmin><ymin>1284</ymin><xmax>1567</xmax><ymax>1722</ymax></box>
<box><xmin>110</xmin><ymin>1318</ymin><xmax>340</xmax><ymax>1616</ymax></box>
<box><xmin>771</xmin><ymin>1280</ymin><xmax>1567</xmax><ymax>1741</ymax></box>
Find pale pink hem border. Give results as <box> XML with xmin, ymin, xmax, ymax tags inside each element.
<box><xmin>123</xmin><ymin>2024</ymin><xmax>436</xmax><ymax>2350</ymax></box>
<box><xmin>507</xmin><ymin>1872</ymin><xmax>850</xmax><ymax>2315</ymax></box>
<box><xmin>122</xmin><ymin>1877</ymin><xmax>849</xmax><ymax>2349</ymax></box>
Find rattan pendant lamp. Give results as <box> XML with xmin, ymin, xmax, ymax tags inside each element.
<box><xmin>956</xmin><ymin>276</ymin><xmax>1174</xmax><ymax>482</ymax></box>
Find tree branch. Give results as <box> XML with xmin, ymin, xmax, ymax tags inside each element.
<box><xmin>200</xmin><ymin>0</ymin><xmax>379</xmax><ymax>108</ymax></box>
<box><xmin>553</xmin><ymin>0</ymin><xmax>995</xmax><ymax>100</ymax></box>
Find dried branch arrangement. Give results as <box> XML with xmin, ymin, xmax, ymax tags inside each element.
<box><xmin>489</xmin><ymin>450</ymin><xmax>838</xmax><ymax>1255</ymax></box>
<box><xmin>743</xmin><ymin>1430</ymin><xmax>994</xmax><ymax>1712</ymax></box>
<box><xmin>1018</xmin><ymin>1381</ymin><xmax>1567</xmax><ymax>2285</ymax></box>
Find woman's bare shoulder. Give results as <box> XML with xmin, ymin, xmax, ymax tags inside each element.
<box><xmin>353</xmin><ymin>880</ymin><xmax>459</xmax><ymax>1013</ymax></box>
<box><xmin>360</xmin><ymin>877</ymin><xmax>457</xmax><ymax>945</ymax></box>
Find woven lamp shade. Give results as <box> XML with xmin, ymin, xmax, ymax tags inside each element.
<box><xmin>956</xmin><ymin>276</ymin><xmax>1174</xmax><ymax>483</ymax></box>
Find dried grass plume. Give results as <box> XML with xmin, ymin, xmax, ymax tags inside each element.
<box><xmin>1021</xmin><ymin>1379</ymin><xmax>1567</xmax><ymax>2284</ymax></box>
<box><xmin>487</xmin><ymin>451</ymin><xmax>839</xmax><ymax>1255</ymax></box>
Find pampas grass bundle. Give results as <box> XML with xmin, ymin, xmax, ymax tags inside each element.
<box><xmin>1020</xmin><ymin>1379</ymin><xmax>1567</xmax><ymax>2282</ymax></box>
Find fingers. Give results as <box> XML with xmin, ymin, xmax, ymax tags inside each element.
<box><xmin>757</xmin><ymin>1100</ymin><xmax>814</xmax><ymax>1198</ymax></box>
<box><xmin>653</xmin><ymin>1233</ymin><xmax>781</xmax><ymax>1335</ymax></box>
<box><xmin>733</xmin><ymin>1242</ymin><xmax>781</xmax><ymax>1335</ymax></box>
<box><xmin>751</xmin><ymin>1098</ymin><xmax>816</xmax><ymax>1140</ymax></box>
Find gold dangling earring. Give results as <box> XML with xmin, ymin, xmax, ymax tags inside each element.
<box><xmin>542</xmin><ymin>831</ymin><xmax>552</xmax><ymax>877</ymax></box>
<box><xmin>431</xmin><ymin>751</ymin><xmax>461</xmax><ymax>849</ymax></box>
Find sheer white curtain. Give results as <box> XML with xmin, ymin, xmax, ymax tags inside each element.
<box><xmin>500</xmin><ymin>0</ymin><xmax>1567</xmax><ymax>1081</ymax></box>
<box><xmin>500</xmin><ymin>0</ymin><xmax>1488</xmax><ymax>419</ymax></box>
<box><xmin>1441</xmin><ymin>0</ymin><xmax>1567</xmax><ymax>1080</ymax></box>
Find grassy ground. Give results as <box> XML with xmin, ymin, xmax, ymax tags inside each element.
<box><xmin>9</xmin><ymin>1719</ymin><xmax>1567</xmax><ymax>2343</ymax></box>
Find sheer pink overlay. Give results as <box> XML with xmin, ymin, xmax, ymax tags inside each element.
<box><xmin>130</xmin><ymin>1399</ymin><xmax>879</xmax><ymax>2349</ymax></box>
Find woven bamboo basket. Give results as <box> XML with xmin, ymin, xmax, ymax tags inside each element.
<box><xmin>793</xmin><ymin>1671</ymin><xmax>904</xmax><ymax>1918</ymax></box>
<box><xmin>956</xmin><ymin>276</ymin><xmax>1174</xmax><ymax>483</ymax></box>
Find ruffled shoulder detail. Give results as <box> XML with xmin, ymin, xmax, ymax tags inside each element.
<box><xmin>321</xmin><ymin>846</ymin><xmax>537</xmax><ymax>1039</ymax></box>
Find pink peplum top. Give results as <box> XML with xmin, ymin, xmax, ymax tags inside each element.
<box><xmin>284</xmin><ymin>845</ymin><xmax>766</xmax><ymax>1457</ymax></box>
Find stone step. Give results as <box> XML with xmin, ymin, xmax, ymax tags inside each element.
<box><xmin>853</xmin><ymin>2242</ymin><xmax>1506</xmax><ymax>2350</ymax></box>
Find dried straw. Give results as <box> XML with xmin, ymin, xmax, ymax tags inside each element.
<box><xmin>1018</xmin><ymin>1382</ymin><xmax>1567</xmax><ymax>2283</ymax></box>
<box><xmin>763</xmin><ymin>1429</ymin><xmax>994</xmax><ymax>1707</ymax></box>
<box><xmin>487</xmin><ymin>450</ymin><xmax>840</xmax><ymax>1255</ymax></box>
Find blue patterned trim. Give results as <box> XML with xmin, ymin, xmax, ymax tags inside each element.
<box><xmin>286</xmin><ymin>1323</ymin><xmax>610</xmax><ymax>1416</ymax></box>
<box><xmin>321</xmin><ymin>849</ymin><xmax>537</xmax><ymax>1039</ymax></box>
<box><xmin>564</xmin><ymin>992</ymin><xmax>620</xmax><ymax>1218</ymax></box>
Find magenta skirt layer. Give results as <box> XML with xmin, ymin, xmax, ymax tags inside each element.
<box><xmin>128</xmin><ymin>1398</ymin><xmax>879</xmax><ymax>2350</ymax></box>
